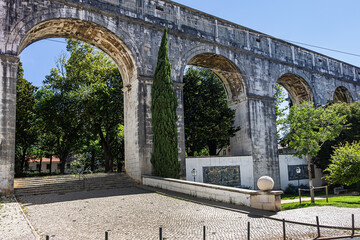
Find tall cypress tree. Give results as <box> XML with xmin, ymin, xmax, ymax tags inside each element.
<box><xmin>150</xmin><ymin>27</ymin><xmax>180</xmax><ymax>178</ymax></box>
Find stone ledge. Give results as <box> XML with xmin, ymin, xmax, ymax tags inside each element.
<box><xmin>142</xmin><ymin>175</ymin><xmax>282</xmax><ymax>211</ymax></box>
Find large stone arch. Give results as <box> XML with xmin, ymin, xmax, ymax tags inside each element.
<box><xmin>4</xmin><ymin>4</ymin><xmax>142</xmax><ymax>86</ymax></box>
<box><xmin>0</xmin><ymin>7</ymin><xmax>153</xmax><ymax>194</ymax></box>
<box><xmin>333</xmin><ymin>86</ymin><xmax>353</xmax><ymax>103</ymax></box>
<box><xmin>17</xmin><ymin>19</ymin><xmax>137</xmax><ymax>86</ymax></box>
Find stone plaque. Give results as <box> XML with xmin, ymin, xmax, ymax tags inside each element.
<box><xmin>203</xmin><ymin>165</ymin><xmax>241</xmax><ymax>187</ymax></box>
<box><xmin>288</xmin><ymin>164</ymin><xmax>315</xmax><ymax>181</ymax></box>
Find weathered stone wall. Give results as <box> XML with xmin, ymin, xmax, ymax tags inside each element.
<box><xmin>0</xmin><ymin>0</ymin><xmax>359</xmax><ymax>193</ymax></box>
<box><xmin>0</xmin><ymin>54</ymin><xmax>17</xmax><ymax>195</ymax></box>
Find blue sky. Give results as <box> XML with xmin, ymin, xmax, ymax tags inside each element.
<box><xmin>20</xmin><ymin>0</ymin><xmax>360</xmax><ymax>87</ymax></box>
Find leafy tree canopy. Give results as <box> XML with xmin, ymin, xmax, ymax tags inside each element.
<box><xmin>15</xmin><ymin>62</ymin><xmax>38</xmax><ymax>175</ymax></box>
<box><xmin>314</xmin><ymin>102</ymin><xmax>360</xmax><ymax>170</ymax></box>
<box><xmin>36</xmin><ymin>39</ymin><xmax>124</xmax><ymax>173</ymax></box>
<box><xmin>183</xmin><ymin>67</ymin><xmax>240</xmax><ymax>156</ymax></box>
<box><xmin>284</xmin><ymin>101</ymin><xmax>347</xmax><ymax>203</ymax></box>
<box><xmin>325</xmin><ymin>141</ymin><xmax>360</xmax><ymax>186</ymax></box>
<box><xmin>285</xmin><ymin>101</ymin><xmax>347</xmax><ymax>158</ymax></box>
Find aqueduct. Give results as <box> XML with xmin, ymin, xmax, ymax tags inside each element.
<box><xmin>0</xmin><ymin>0</ymin><xmax>359</xmax><ymax>194</ymax></box>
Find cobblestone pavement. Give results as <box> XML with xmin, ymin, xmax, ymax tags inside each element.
<box><xmin>10</xmin><ymin>187</ymin><xmax>358</xmax><ymax>240</ymax></box>
<box><xmin>0</xmin><ymin>196</ymin><xmax>36</xmax><ymax>240</ymax></box>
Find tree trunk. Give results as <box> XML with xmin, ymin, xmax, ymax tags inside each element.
<box><xmin>91</xmin><ymin>149</ymin><xmax>96</xmax><ymax>172</ymax></box>
<box><xmin>49</xmin><ymin>155</ymin><xmax>52</xmax><ymax>174</ymax></box>
<box><xmin>39</xmin><ymin>157</ymin><xmax>42</xmax><ymax>173</ymax></box>
<box><xmin>98</xmin><ymin>129</ymin><xmax>113</xmax><ymax>173</ymax></box>
<box><xmin>103</xmin><ymin>146</ymin><xmax>113</xmax><ymax>172</ymax></box>
<box><xmin>306</xmin><ymin>154</ymin><xmax>315</xmax><ymax>203</ymax></box>
<box><xmin>58</xmin><ymin>153</ymin><xmax>68</xmax><ymax>174</ymax></box>
<box><xmin>208</xmin><ymin>140</ymin><xmax>217</xmax><ymax>156</ymax></box>
<box><xmin>60</xmin><ymin>158</ymin><xmax>66</xmax><ymax>174</ymax></box>
<box><xmin>20</xmin><ymin>149</ymin><xmax>27</xmax><ymax>174</ymax></box>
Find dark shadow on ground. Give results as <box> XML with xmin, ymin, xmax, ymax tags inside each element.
<box><xmin>18</xmin><ymin>183</ymin><xmax>278</xmax><ymax>219</ymax></box>
<box><xmin>18</xmin><ymin>186</ymin><xmax>151</xmax><ymax>206</ymax></box>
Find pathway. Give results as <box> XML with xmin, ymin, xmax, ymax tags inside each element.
<box><xmin>1</xmin><ymin>187</ymin><xmax>357</xmax><ymax>239</ymax></box>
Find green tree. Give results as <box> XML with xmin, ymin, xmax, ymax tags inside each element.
<box><xmin>314</xmin><ymin>102</ymin><xmax>360</xmax><ymax>170</ymax></box>
<box><xmin>15</xmin><ymin>62</ymin><xmax>38</xmax><ymax>175</ymax></box>
<box><xmin>44</xmin><ymin>39</ymin><xmax>124</xmax><ymax>172</ymax></box>
<box><xmin>35</xmin><ymin>87</ymin><xmax>84</xmax><ymax>174</ymax></box>
<box><xmin>183</xmin><ymin>67</ymin><xmax>240</xmax><ymax>156</ymax></box>
<box><xmin>325</xmin><ymin>142</ymin><xmax>360</xmax><ymax>186</ymax></box>
<box><xmin>151</xmin><ymin>28</ymin><xmax>180</xmax><ymax>178</ymax></box>
<box><xmin>285</xmin><ymin>101</ymin><xmax>347</xmax><ymax>203</ymax></box>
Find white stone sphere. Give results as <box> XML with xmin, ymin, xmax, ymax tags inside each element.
<box><xmin>257</xmin><ymin>176</ymin><xmax>274</xmax><ymax>191</ymax></box>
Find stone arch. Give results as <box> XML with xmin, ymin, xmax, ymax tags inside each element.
<box><xmin>276</xmin><ymin>73</ymin><xmax>314</xmax><ymax>105</ymax></box>
<box><xmin>180</xmin><ymin>49</ymin><xmax>251</xmax><ymax>157</ymax></box>
<box><xmin>2</xmin><ymin>11</ymin><xmax>148</xmax><ymax>183</ymax></box>
<box><xmin>183</xmin><ymin>52</ymin><xmax>246</xmax><ymax>101</ymax></box>
<box><xmin>14</xmin><ymin>18</ymin><xmax>138</xmax><ymax>86</ymax></box>
<box><xmin>333</xmin><ymin>86</ymin><xmax>353</xmax><ymax>103</ymax></box>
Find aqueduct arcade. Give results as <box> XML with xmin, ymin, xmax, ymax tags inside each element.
<box><xmin>0</xmin><ymin>0</ymin><xmax>359</xmax><ymax>194</ymax></box>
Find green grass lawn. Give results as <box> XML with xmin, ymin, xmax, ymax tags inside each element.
<box><xmin>282</xmin><ymin>196</ymin><xmax>360</xmax><ymax>210</ymax></box>
<box><xmin>282</xmin><ymin>191</ymin><xmax>327</xmax><ymax>200</ymax></box>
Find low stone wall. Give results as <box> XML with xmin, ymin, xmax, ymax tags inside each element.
<box><xmin>142</xmin><ymin>175</ymin><xmax>282</xmax><ymax>212</ymax></box>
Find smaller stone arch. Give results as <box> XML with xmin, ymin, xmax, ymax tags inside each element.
<box><xmin>276</xmin><ymin>73</ymin><xmax>313</xmax><ymax>105</ymax></box>
<box><xmin>186</xmin><ymin>53</ymin><xmax>246</xmax><ymax>101</ymax></box>
<box><xmin>333</xmin><ymin>86</ymin><xmax>353</xmax><ymax>103</ymax></box>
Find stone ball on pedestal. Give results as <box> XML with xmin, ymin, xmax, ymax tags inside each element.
<box><xmin>257</xmin><ymin>176</ymin><xmax>274</xmax><ymax>191</ymax></box>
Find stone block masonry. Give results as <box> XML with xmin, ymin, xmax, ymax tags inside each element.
<box><xmin>0</xmin><ymin>0</ymin><xmax>359</xmax><ymax>194</ymax></box>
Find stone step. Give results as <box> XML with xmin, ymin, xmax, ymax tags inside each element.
<box><xmin>14</xmin><ymin>173</ymin><xmax>138</xmax><ymax>196</ymax></box>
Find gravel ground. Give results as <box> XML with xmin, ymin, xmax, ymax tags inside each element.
<box><xmin>0</xmin><ymin>195</ymin><xmax>37</xmax><ymax>240</ymax></box>
<box><xmin>5</xmin><ymin>187</ymin><xmax>356</xmax><ymax>240</ymax></box>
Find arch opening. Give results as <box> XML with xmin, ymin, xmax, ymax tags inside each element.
<box><xmin>12</xmin><ymin>18</ymin><xmax>144</xmax><ymax>182</ymax></box>
<box><xmin>17</xmin><ymin>18</ymin><xmax>137</xmax><ymax>86</ymax></box>
<box><xmin>183</xmin><ymin>53</ymin><xmax>247</xmax><ymax>158</ymax></box>
<box><xmin>187</xmin><ymin>53</ymin><xmax>246</xmax><ymax>101</ymax></box>
<box><xmin>275</xmin><ymin>74</ymin><xmax>313</xmax><ymax>144</ymax></box>
<box><xmin>276</xmin><ymin>73</ymin><xmax>313</xmax><ymax>105</ymax></box>
<box><xmin>333</xmin><ymin>86</ymin><xmax>353</xmax><ymax>103</ymax></box>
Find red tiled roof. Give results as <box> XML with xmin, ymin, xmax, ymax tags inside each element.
<box><xmin>29</xmin><ymin>157</ymin><xmax>61</xmax><ymax>163</ymax></box>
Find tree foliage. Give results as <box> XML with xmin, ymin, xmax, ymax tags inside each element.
<box><xmin>35</xmin><ymin>39</ymin><xmax>124</xmax><ymax>173</ymax></box>
<box><xmin>285</xmin><ymin>102</ymin><xmax>347</xmax><ymax>158</ymax></box>
<box><xmin>314</xmin><ymin>102</ymin><xmax>360</xmax><ymax>170</ymax></box>
<box><xmin>151</xmin><ymin>28</ymin><xmax>180</xmax><ymax>178</ymax></box>
<box><xmin>284</xmin><ymin>101</ymin><xmax>347</xmax><ymax>202</ymax></box>
<box><xmin>325</xmin><ymin>141</ymin><xmax>360</xmax><ymax>186</ymax></box>
<box><xmin>35</xmin><ymin>87</ymin><xmax>84</xmax><ymax>173</ymax></box>
<box><xmin>183</xmin><ymin>67</ymin><xmax>240</xmax><ymax>156</ymax></box>
<box><xmin>15</xmin><ymin>62</ymin><xmax>38</xmax><ymax>175</ymax></box>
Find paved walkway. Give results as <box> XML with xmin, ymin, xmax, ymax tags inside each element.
<box><xmin>0</xmin><ymin>196</ymin><xmax>37</xmax><ymax>240</ymax></box>
<box><xmin>1</xmin><ymin>187</ymin><xmax>359</xmax><ymax>240</ymax></box>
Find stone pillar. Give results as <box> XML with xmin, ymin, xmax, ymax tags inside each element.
<box><xmin>248</xmin><ymin>95</ymin><xmax>281</xmax><ymax>190</ymax></box>
<box><xmin>0</xmin><ymin>54</ymin><xmax>18</xmax><ymax>195</ymax></box>
<box><xmin>229</xmin><ymin>97</ymin><xmax>252</xmax><ymax>156</ymax></box>
<box><xmin>125</xmin><ymin>76</ymin><xmax>186</xmax><ymax>181</ymax></box>
<box><xmin>174</xmin><ymin>82</ymin><xmax>186</xmax><ymax>177</ymax></box>
<box><xmin>123</xmin><ymin>77</ymin><xmax>153</xmax><ymax>181</ymax></box>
